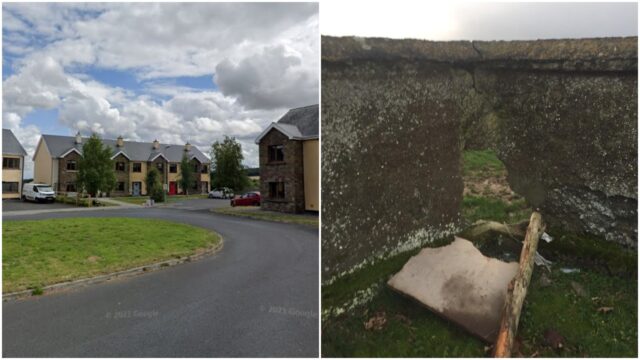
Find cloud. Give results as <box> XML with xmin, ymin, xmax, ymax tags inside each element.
<box><xmin>216</xmin><ymin>45</ymin><xmax>318</xmax><ymax>109</ymax></box>
<box><xmin>2</xmin><ymin>3</ymin><xmax>318</xmax><ymax>175</ymax></box>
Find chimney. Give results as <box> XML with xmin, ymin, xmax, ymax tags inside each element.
<box><xmin>75</xmin><ymin>131</ymin><xmax>82</xmax><ymax>144</ymax></box>
<box><xmin>185</xmin><ymin>142</ymin><xmax>192</xmax><ymax>152</ymax></box>
<box><xmin>153</xmin><ymin>139</ymin><xmax>160</xmax><ymax>150</ymax></box>
<box><xmin>116</xmin><ymin>136</ymin><xmax>124</xmax><ymax>147</ymax></box>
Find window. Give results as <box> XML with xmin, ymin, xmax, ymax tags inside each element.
<box><xmin>169</xmin><ymin>164</ymin><xmax>177</xmax><ymax>173</ymax></box>
<box><xmin>132</xmin><ymin>163</ymin><xmax>142</xmax><ymax>172</ymax></box>
<box><xmin>2</xmin><ymin>182</ymin><xmax>19</xmax><ymax>193</ymax></box>
<box><xmin>115</xmin><ymin>162</ymin><xmax>126</xmax><ymax>171</ymax></box>
<box><xmin>269</xmin><ymin>182</ymin><xmax>285</xmax><ymax>199</ymax></box>
<box><xmin>193</xmin><ymin>163</ymin><xmax>199</xmax><ymax>172</ymax></box>
<box><xmin>268</xmin><ymin>145</ymin><xmax>284</xmax><ymax>162</ymax></box>
<box><xmin>66</xmin><ymin>160</ymin><xmax>77</xmax><ymax>171</ymax></box>
<box><xmin>156</xmin><ymin>162</ymin><xmax>164</xmax><ymax>171</ymax></box>
<box><xmin>66</xmin><ymin>183</ymin><xmax>76</xmax><ymax>192</ymax></box>
<box><xmin>2</xmin><ymin>158</ymin><xmax>20</xmax><ymax>169</ymax></box>
<box><xmin>192</xmin><ymin>180</ymin><xmax>199</xmax><ymax>190</ymax></box>
<box><xmin>116</xmin><ymin>182</ymin><xmax>126</xmax><ymax>191</ymax></box>
<box><xmin>201</xmin><ymin>165</ymin><xmax>208</xmax><ymax>174</ymax></box>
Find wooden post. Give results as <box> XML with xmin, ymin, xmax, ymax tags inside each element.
<box><xmin>493</xmin><ymin>212</ymin><xmax>545</xmax><ymax>357</ymax></box>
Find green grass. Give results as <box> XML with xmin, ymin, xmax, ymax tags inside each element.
<box><xmin>3</xmin><ymin>218</ymin><xmax>221</xmax><ymax>293</ymax></box>
<box><xmin>322</xmin><ymin>254</ymin><xmax>637</xmax><ymax>357</ymax></box>
<box><xmin>463</xmin><ymin>195</ymin><xmax>531</xmax><ymax>224</ymax></box>
<box><xmin>112</xmin><ymin>194</ymin><xmax>208</xmax><ymax>205</ymax></box>
<box><xmin>111</xmin><ymin>196</ymin><xmax>149</xmax><ymax>205</ymax></box>
<box><xmin>213</xmin><ymin>206</ymin><xmax>318</xmax><ymax>227</ymax></box>
<box><xmin>463</xmin><ymin>149</ymin><xmax>505</xmax><ymax>177</ymax></box>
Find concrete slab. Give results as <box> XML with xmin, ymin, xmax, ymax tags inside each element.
<box><xmin>387</xmin><ymin>237</ymin><xmax>518</xmax><ymax>342</ymax></box>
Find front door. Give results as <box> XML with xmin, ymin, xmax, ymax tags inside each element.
<box><xmin>132</xmin><ymin>182</ymin><xmax>141</xmax><ymax>196</ymax></box>
<box><xmin>169</xmin><ymin>182</ymin><xmax>177</xmax><ymax>195</ymax></box>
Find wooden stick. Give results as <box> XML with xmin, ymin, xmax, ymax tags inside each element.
<box><xmin>493</xmin><ymin>212</ymin><xmax>545</xmax><ymax>357</ymax></box>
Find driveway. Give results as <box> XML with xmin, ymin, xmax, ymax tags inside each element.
<box><xmin>2</xmin><ymin>201</ymin><xmax>318</xmax><ymax>357</ymax></box>
<box><xmin>2</xmin><ymin>199</ymin><xmax>75</xmax><ymax>212</ymax></box>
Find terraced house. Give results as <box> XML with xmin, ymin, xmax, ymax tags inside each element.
<box><xmin>2</xmin><ymin>129</ymin><xmax>28</xmax><ymax>199</ymax></box>
<box><xmin>33</xmin><ymin>133</ymin><xmax>210</xmax><ymax>196</ymax></box>
<box><xmin>256</xmin><ymin>104</ymin><xmax>319</xmax><ymax>213</ymax></box>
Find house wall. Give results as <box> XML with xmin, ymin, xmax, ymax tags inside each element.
<box><xmin>33</xmin><ymin>141</ymin><xmax>53</xmax><ymax>186</ymax></box>
<box><xmin>151</xmin><ymin>157</ymin><xmax>168</xmax><ymax>186</ymax></box>
<box><xmin>302</xmin><ymin>140</ymin><xmax>319</xmax><ymax>211</ymax></box>
<box><xmin>2</xmin><ymin>155</ymin><xmax>23</xmax><ymax>199</ymax></box>
<box><xmin>259</xmin><ymin>129</ymin><xmax>305</xmax><ymax>213</ymax></box>
<box><xmin>129</xmin><ymin>161</ymin><xmax>147</xmax><ymax>195</ymax></box>
<box><xmin>58</xmin><ymin>151</ymin><xmax>81</xmax><ymax>193</ymax></box>
<box><xmin>112</xmin><ymin>154</ymin><xmax>130</xmax><ymax>196</ymax></box>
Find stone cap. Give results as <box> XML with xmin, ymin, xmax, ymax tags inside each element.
<box><xmin>322</xmin><ymin>36</ymin><xmax>638</xmax><ymax>71</ymax></box>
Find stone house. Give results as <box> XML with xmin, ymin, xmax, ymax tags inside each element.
<box><xmin>33</xmin><ymin>133</ymin><xmax>211</xmax><ymax>196</ymax></box>
<box><xmin>255</xmin><ymin>104</ymin><xmax>319</xmax><ymax>213</ymax></box>
<box><xmin>2</xmin><ymin>129</ymin><xmax>27</xmax><ymax>199</ymax></box>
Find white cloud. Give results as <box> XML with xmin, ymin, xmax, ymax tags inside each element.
<box><xmin>3</xmin><ymin>3</ymin><xmax>318</xmax><ymax>175</ymax></box>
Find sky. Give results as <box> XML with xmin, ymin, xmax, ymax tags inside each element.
<box><xmin>322</xmin><ymin>2</ymin><xmax>638</xmax><ymax>40</ymax></box>
<box><xmin>2</xmin><ymin>2</ymin><xmax>319</xmax><ymax>178</ymax></box>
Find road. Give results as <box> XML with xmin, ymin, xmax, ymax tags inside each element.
<box><xmin>3</xmin><ymin>199</ymin><xmax>318</xmax><ymax>357</ymax></box>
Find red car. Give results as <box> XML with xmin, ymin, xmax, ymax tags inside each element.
<box><xmin>230</xmin><ymin>191</ymin><xmax>261</xmax><ymax>207</ymax></box>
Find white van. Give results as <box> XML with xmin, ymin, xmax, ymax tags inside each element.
<box><xmin>22</xmin><ymin>183</ymin><xmax>56</xmax><ymax>203</ymax></box>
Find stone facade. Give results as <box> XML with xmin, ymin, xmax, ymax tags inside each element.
<box><xmin>259</xmin><ymin>129</ymin><xmax>305</xmax><ymax>213</ymax></box>
<box><xmin>322</xmin><ymin>55</ymin><xmax>465</xmax><ymax>281</ymax></box>
<box><xmin>58</xmin><ymin>151</ymin><xmax>81</xmax><ymax>192</ymax></box>
<box><xmin>112</xmin><ymin>153</ymin><xmax>130</xmax><ymax>196</ymax></box>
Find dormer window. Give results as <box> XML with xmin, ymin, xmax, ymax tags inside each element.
<box><xmin>268</xmin><ymin>145</ymin><xmax>284</xmax><ymax>162</ymax></box>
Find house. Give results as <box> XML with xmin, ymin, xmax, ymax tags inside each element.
<box><xmin>255</xmin><ymin>104</ymin><xmax>319</xmax><ymax>213</ymax></box>
<box><xmin>33</xmin><ymin>133</ymin><xmax>211</xmax><ymax>196</ymax></box>
<box><xmin>2</xmin><ymin>129</ymin><xmax>27</xmax><ymax>199</ymax></box>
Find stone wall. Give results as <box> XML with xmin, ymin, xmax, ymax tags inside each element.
<box><xmin>322</xmin><ymin>43</ymin><xmax>468</xmax><ymax>281</ymax></box>
<box><xmin>322</xmin><ymin>36</ymin><xmax>637</xmax><ymax>282</ymax></box>
<box><xmin>259</xmin><ymin>129</ymin><xmax>305</xmax><ymax>213</ymax></box>
<box><xmin>58</xmin><ymin>151</ymin><xmax>81</xmax><ymax>192</ymax></box>
<box><xmin>112</xmin><ymin>153</ymin><xmax>129</xmax><ymax>196</ymax></box>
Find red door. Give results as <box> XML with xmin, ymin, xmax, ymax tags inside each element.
<box><xmin>169</xmin><ymin>182</ymin><xmax>177</xmax><ymax>195</ymax></box>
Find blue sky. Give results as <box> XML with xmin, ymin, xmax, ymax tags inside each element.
<box><xmin>3</xmin><ymin>3</ymin><xmax>319</xmax><ymax>176</ymax></box>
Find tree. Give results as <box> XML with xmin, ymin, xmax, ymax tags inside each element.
<box><xmin>77</xmin><ymin>133</ymin><xmax>116</xmax><ymax>197</ymax></box>
<box><xmin>146</xmin><ymin>167</ymin><xmax>164</xmax><ymax>202</ymax></box>
<box><xmin>178</xmin><ymin>154</ymin><xmax>195</xmax><ymax>195</ymax></box>
<box><xmin>210</xmin><ymin>136</ymin><xmax>249</xmax><ymax>192</ymax></box>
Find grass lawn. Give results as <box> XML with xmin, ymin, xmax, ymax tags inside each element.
<box><xmin>321</xmin><ymin>150</ymin><xmax>637</xmax><ymax>357</ymax></box>
<box><xmin>3</xmin><ymin>218</ymin><xmax>221</xmax><ymax>293</ymax></box>
<box><xmin>213</xmin><ymin>206</ymin><xmax>319</xmax><ymax>227</ymax></box>
<box><xmin>113</xmin><ymin>194</ymin><xmax>208</xmax><ymax>205</ymax></box>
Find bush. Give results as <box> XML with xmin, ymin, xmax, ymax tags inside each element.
<box><xmin>146</xmin><ymin>167</ymin><xmax>165</xmax><ymax>203</ymax></box>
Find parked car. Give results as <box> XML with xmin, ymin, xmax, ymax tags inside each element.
<box><xmin>22</xmin><ymin>183</ymin><xmax>56</xmax><ymax>203</ymax></box>
<box><xmin>208</xmin><ymin>187</ymin><xmax>234</xmax><ymax>199</ymax></box>
<box><xmin>230</xmin><ymin>191</ymin><xmax>261</xmax><ymax>207</ymax></box>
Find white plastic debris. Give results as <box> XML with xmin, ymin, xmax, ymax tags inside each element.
<box><xmin>534</xmin><ymin>252</ymin><xmax>553</xmax><ymax>272</ymax></box>
<box><xmin>541</xmin><ymin>232</ymin><xmax>553</xmax><ymax>243</ymax></box>
<box><xmin>560</xmin><ymin>268</ymin><xmax>580</xmax><ymax>274</ymax></box>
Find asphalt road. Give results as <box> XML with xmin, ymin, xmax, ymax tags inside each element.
<box><xmin>2</xmin><ymin>200</ymin><xmax>319</xmax><ymax>357</ymax></box>
<box><xmin>3</xmin><ymin>198</ymin><xmax>76</xmax><ymax>211</ymax></box>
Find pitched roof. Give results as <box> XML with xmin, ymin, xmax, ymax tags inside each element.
<box><xmin>3</xmin><ymin>129</ymin><xmax>28</xmax><ymax>156</ymax></box>
<box><xmin>255</xmin><ymin>104</ymin><xmax>319</xmax><ymax>144</ymax></box>
<box><xmin>40</xmin><ymin>134</ymin><xmax>210</xmax><ymax>163</ymax></box>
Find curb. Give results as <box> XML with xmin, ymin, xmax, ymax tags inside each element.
<box><xmin>2</xmin><ymin>237</ymin><xmax>224</xmax><ymax>302</ymax></box>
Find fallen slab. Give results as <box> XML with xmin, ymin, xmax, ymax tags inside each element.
<box><xmin>387</xmin><ymin>237</ymin><xmax>518</xmax><ymax>342</ymax></box>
